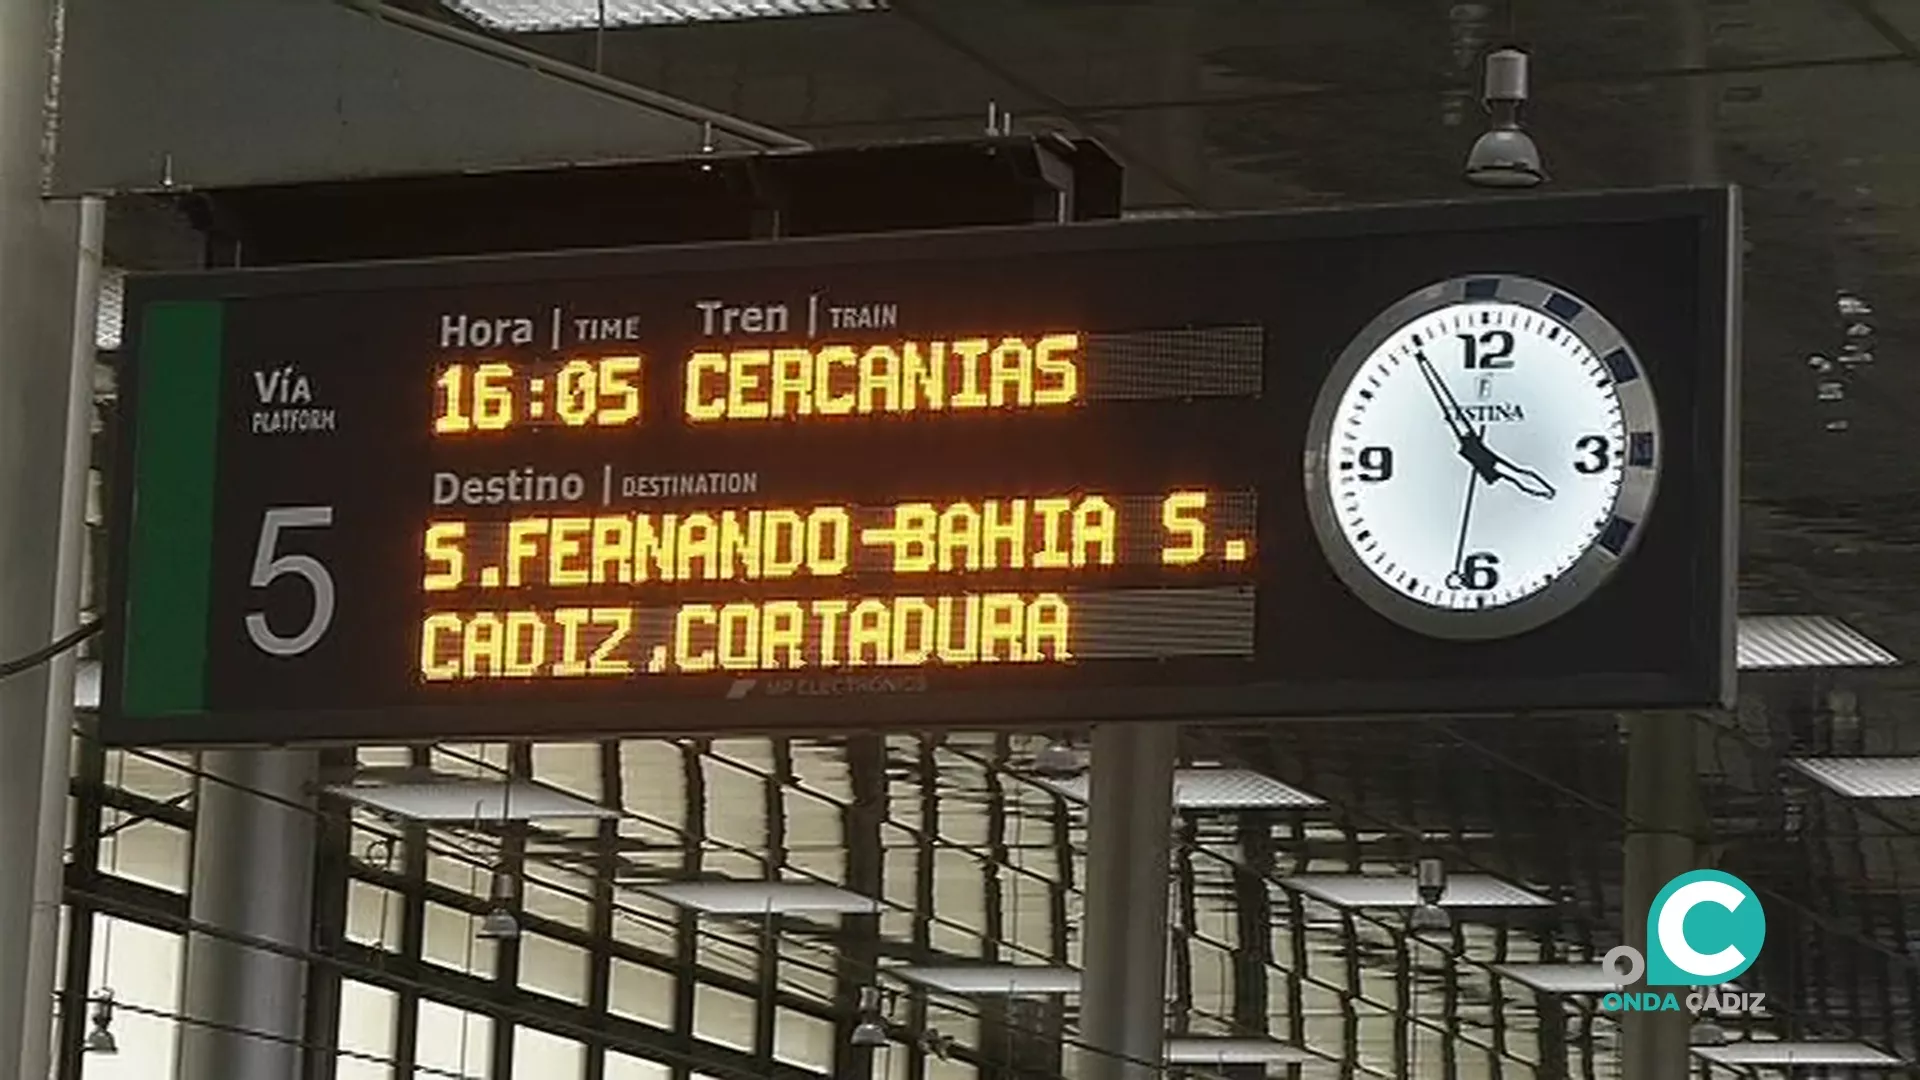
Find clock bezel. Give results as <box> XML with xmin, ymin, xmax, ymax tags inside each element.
<box><xmin>1302</xmin><ymin>273</ymin><xmax>1663</xmax><ymax>641</ymax></box>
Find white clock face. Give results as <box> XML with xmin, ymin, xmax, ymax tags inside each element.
<box><xmin>1304</xmin><ymin>276</ymin><xmax>1660</xmax><ymax>640</ymax></box>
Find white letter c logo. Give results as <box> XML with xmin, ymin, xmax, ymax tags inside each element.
<box><xmin>1657</xmin><ymin>880</ymin><xmax>1747</xmax><ymax>978</ymax></box>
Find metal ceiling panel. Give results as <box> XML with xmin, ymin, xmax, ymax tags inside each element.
<box><xmin>51</xmin><ymin>0</ymin><xmax>802</xmax><ymax>195</ymax></box>
<box><xmin>444</xmin><ymin>0</ymin><xmax>885</xmax><ymax>31</ymax></box>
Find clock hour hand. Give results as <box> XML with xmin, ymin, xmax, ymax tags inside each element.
<box><xmin>1461</xmin><ymin>437</ymin><xmax>1557</xmax><ymax>499</ymax></box>
<box><xmin>1490</xmin><ymin>456</ymin><xmax>1557</xmax><ymax>499</ymax></box>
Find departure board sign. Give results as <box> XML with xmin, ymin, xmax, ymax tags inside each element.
<box><xmin>104</xmin><ymin>187</ymin><xmax>1737</xmax><ymax>745</ymax></box>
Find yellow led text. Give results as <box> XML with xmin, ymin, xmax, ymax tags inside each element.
<box><xmin>422</xmin><ymin>496</ymin><xmax>1122</xmax><ymax>589</ymax></box>
<box><xmin>685</xmin><ymin>333</ymin><xmax>1079</xmax><ymax>421</ymax></box>
<box><xmin>418</xmin><ymin>594</ymin><xmax>1072</xmax><ymax>681</ymax></box>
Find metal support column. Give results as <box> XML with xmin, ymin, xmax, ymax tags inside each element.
<box><xmin>176</xmin><ymin>750</ymin><xmax>320</xmax><ymax>1079</ymax></box>
<box><xmin>1079</xmin><ymin>723</ymin><xmax>1178</xmax><ymax>1080</ymax></box>
<box><xmin>0</xmin><ymin>0</ymin><xmax>103</xmax><ymax>1063</ymax></box>
<box><xmin>1621</xmin><ymin>715</ymin><xmax>1702</xmax><ymax>1079</ymax></box>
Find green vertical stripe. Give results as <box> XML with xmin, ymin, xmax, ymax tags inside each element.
<box><xmin>123</xmin><ymin>301</ymin><xmax>223</xmax><ymax>716</ymax></box>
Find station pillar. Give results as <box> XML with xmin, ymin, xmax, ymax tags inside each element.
<box><xmin>1078</xmin><ymin>723</ymin><xmax>1178</xmax><ymax>1080</ymax></box>
<box><xmin>175</xmin><ymin>750</ymin><xmax>320</xmax><ymax>1079</ymax></box>
<box><xmin>0</xmin><ymin>1</ymin><xmax>105</xmax><ymax>1075</ymax></box>
<box><xmin>1621</xmin><ymin>716</ymin><xmax>1702</xmax><ymax>1079</ymax></box>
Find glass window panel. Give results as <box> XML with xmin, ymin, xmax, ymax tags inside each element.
<box><xmin>356</xmin><ymin>745</ymin><xmax>413</xmax><ymax>770</ymax></box>
<box><xmin>432</xmin><ymin>744</ymin><xmax>507</xmax><ymax>776</ymax></box>
<box><xmin>84</xmin><ymin>916</ymin><xmax>181</xmax><ymax>1080</ymax></box>
<box><xmin>427</xmin><ymin>849</ymin><xmax>487</xmax><ymax>895</ymax></box>
<box><xmin>416</xmin><ymin>1000</ymin><xmax>493</xmax><ymax>1077</ymax></box>
<box><xmin>532</xmin><ymin>743</ymin><xmax>603</xmax><ymax>802</ymax></box>
<box><xmin>783</xmin><ymin>786</ymin><xmax>845</xmax><ymax>878</ymax></box>
<box><xmin>773</xmin><ymin>1008</ymin><xmax>834</xmax><ymax>1070</ymax></box>
<box><xmin>422</xmin><ymin>902</ymin><xmax>497</xmax><ymax>978</ymax></box>
<box><xmin>609</xmin><ymin>957</ymin><xmax>675</xmax><ymax>1026</ymax></box>
<box><xmin>923</xmin><ymin>1002</ymin><xmax>976</xmax><ymax>1048</ymax></box>
<box><xmin>620</xmin><ymin>741</ymin><xmax>685</xmax><ymax>827</ymax></box>
<box><xmin>777</xmin><ymin>938</ymin><xmax>837</xmax><ymax>1004</ymax></box>
<box><xmin>512</xmin><ymin>1026</ymin><xmax>585</xmax><ymax>1079</ymax></box>
<box><xmin>787</xmin><ymin>742</ymin><xmax>848</xmax><ymax>804</ymax></box>
<box><xmin>606</xmin><ymin>1051</ymin><xmax>672</xmax><ymax>1080</ymax></box>
<box><xmin>524</xmin><ymin>873</ymin><xmax>593</xmax><ymax>929</ymax></box>
<box><xmin>1188</xmin><ymin>937</ymin><xmax>1232</xmax><ymax>1019</ymax></box>
<box><xmin>351</xmin><ymin>809</ymin><xmax>406</xmax><ymax>871</ymax></box>
<box><xmin>711</xmin><ymin>738</ymin><xmax>774</xmax><ymax>774</ymax></box>
<box><xmin>107</xmin><ymin>749</ymin><xmax>195</xmax><ymax>802</ymax></box>
<box><xmin>346</xmin><ymin>880</ymin><xmax>403</xmax><ymax>951</ymax></box>
<box><xmin>611</xmin><ymin>903</ymin><xmax>677</xmax><ymax>957</ymax></box>
<box><xmin>694</xmin><ymin>984</ymin><xmax>757</xmax><ymax>1053</ymax></box>
<box><xmin>696</xmin><ymin>926</ymin><xmax>760</xmax><ymax>983</ymax></box>
<box><xmin>1001</xmin><ymin>875</ymin><xmax>1052</xmax><ymax>958</ymax></box>
<box><xmin>882</xmin><ymin>846</ymin><xmax>918</xmax><ymax>910</ymax></box>
<box><xmin>702</xmin><ymin>756</ymin><xmax>766</xmax><ymax>854</ymax></box>
<box><xmin>699</xmin><ymin>849</ymin><xmax>764</xmax><ymax>880</ymax></box>
<box><xmin>928</xmin><ymin>1059</ymin><xmax>977</xmax><ymax>1080</ymax></box>
<box><xmin>886</xmin><ymin>1040</ymin><xmax>914</xmax><ymax>1080</ymax></box>
<box><xmin>881</xmin><ymin>906</ymin><xmax>915</xmax><ymax>948</ymax></box>
<box><xmin>99</xmin><ymin>814</ymin><xmax>190</xmax><ymax>893</ymax></box>
<box><xmin>519</xmin><ymin>933</ymin><xmax>589</xmax><ymax>1004</ymax></box>
<box><xmin>337</xmin><ymin>979</ymin><xmax>397</xmax><ymax>1080</ymax></box>
<box><xmin>933</xmin><ymin>849</ymin><xmax>984</xmax><ymax>932</ymax></box>
<box><xmin>937</xmin><ymin>788</ymin><xmax>989</xmax><ymax>848</ymax></box>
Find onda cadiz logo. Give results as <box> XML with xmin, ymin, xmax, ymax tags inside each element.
<box><xmin>1599</xmin><ymin>870</ymin><xmax>1768</xmax><ymax>1016</ymax></box>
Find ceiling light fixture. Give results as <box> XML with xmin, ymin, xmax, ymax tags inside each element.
<box><xmin>1789</xmin><ymin>758</ymin><xmax>1920</xmax><ymax>799</ymax></box>
<box><xmin>443</xmin><ymin>0</ymin><xmax>884</xmax><ymax>32</ymax></box>
<box><xmin>1407</xmin><ymin>857</ymin><xmax>1454</xmax><ymax>934</ymax></box>
<box><xmin>893</xmin><ymin>965</ymin><xmax>1080</xmax><ymax>996</ymax></box>
<box><xmin>1464</xmin><ymin>48</ymin><xmax>1546</xmax><ymax>188</ymax></box>
<box><xmin>1163</xmin><ymin>1037</ymin><xmax>1315</xmax><ymax>1066</ymax></box>
<box><xmin>1039</xmin><ymin>768</ymin><xmax>1324</xmax><ymax>810</ymax></box>
<box><xmin>83</xmin><ymin>990</ymin><xmax>118</xmax><ymax>1055</ymax></box>
<box><xmin>477</xmin><ymin>861</ymin><xmax>522</xmax><ymax>940</ymax></box>
<box><xmin>1693</xmin><ymin>1041</ymin><xmax>1903</xmax><ymax>1067</ymax></box>
<box><xmin>1737</xmin><ymin>615</ymin><xmax>1899</xmax><ymax>670</ymax></box>
<box><xmin>326</xmin><ymin>779</ymin><xmax>617</xmax><ymax>822</ymax></box>
<box><xmin>641</xmin><ymin>880</ymin><xmax>881</xmax><ymax>914</ymax></box>
<box><xmin>1280</xmin><ymin>872</ymin><xmax>1552</xmax><ymax>909</ymax></box>
<box><xmin>1493</xmin><ymin>963</ymin><xmax>1620</xmax><ymax>994</ymax></box>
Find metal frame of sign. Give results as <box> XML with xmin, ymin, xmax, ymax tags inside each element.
<box><xmin>102</xmin><ymin>185</ymin><xmax>1738</xmax><ymax>746</ymax></box>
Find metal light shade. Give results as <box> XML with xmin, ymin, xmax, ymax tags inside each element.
<box><xmin>1407</xmin><ymin>902</ymin><xmax>1453</xmax><ymax>933</ymax></box>
<box><xmin>1690</xmin><ymin>1019</ymin><xmax>1730</xmax><ymax>1046</ymax></box>
<box><xmin>1031</xmin><ymin>741</ymin><xmax>1083</xmax><ymax>776</ymax></box>
<box><xmin>850</xmin><ymin>1018</ymin><xmax>888</xmax><ymax>1048</ymax></box>
<box><xmin>1465</xmin><ymin>126</ymin><xmax>1545</xmax><ymax>188</ymax></box>
<box><xmin>85</xmin><ymin>992</ymin><xmax>118</xmax><ymax>1054</ymax></box>
<box><xmin>478</xmin><ymin>906</ymin><xmax>522</xmax><ymax>940</ymax></box>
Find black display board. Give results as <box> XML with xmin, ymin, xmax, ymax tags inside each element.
<box><xmin>105</xmin><ymin>186</ymin><xmax>1737</xmax><ymax>745</ymax></box>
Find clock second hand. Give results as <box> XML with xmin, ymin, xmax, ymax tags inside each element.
<box><xmin>1446</xmin><ymin>425</ymin><xmax>1486</xmax><ymax>588</ymax></box>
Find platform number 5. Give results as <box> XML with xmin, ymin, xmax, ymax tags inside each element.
<box><xmin>245</xmin><ymin>506</ymin><xmax>337</xmax><ymax>657</ymax></box>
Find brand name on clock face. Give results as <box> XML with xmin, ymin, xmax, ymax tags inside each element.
<box><xmin>1449</xmin><ymin>402</ymin><xmax>1528</xmax><ymax>424</ymax></box>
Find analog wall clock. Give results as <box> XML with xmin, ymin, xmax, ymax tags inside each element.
<box><xmin>1303</xmin><ymin>274</ymin><xmax>1662</xmax><ymax>640</ymax></box>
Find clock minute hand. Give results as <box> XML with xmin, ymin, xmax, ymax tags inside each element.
<box><xmin>1413</xmin><ymin>353</ymin><xmax>1473</xmax><ymax>443</ymax></box>
<box><xmin>1414</xmin><ymin>353</ymin><xmax>1515</xmax><ymax>487</ymax></box>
